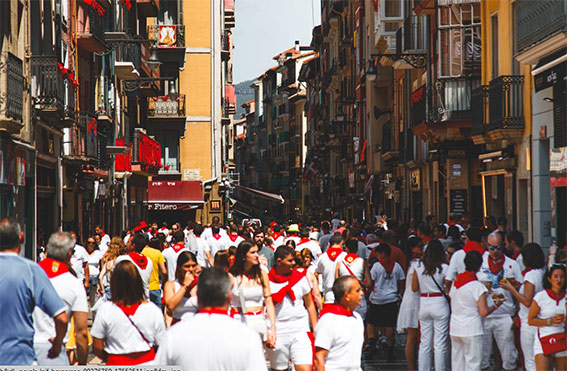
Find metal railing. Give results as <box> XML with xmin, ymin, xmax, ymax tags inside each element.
<box><xmin>471</xmin><ymin>86</ymin><xmax>489</xmax><ymax>136</ymax></box>
<box><xmin>148</xmin><ymin>95</ymin><xmax>186</xmax><ymax>117</ymax></box>
<box><xmin>488</xmin><ymin>75</ymin><xmax>524</xmax><ymax>131</ymax></box>
<box><xmin>516</xmin><ymin>0</ymin><xmax>567</xmax><ymax>52</ymax></box>
<box><xmin>30</xmin><ymin>55</ymin><xmax>64</xmax><ymax>115</ymax></box>
<box><xmin>147</xmin><ymin>24</ymin><xmax>186</xmax><ymax>48</ymax></box>
<box><xmin>433</xmin><ymin>77</ymin><xmax>481</xmax><ymax>122</ymax></box>
<box><xmin>116</xmin><ymin>43</ymin><xmax>141</xmax><ymax>71</ymax></box>
<box><xmin>0</xmin><ymin>52</ymin><xmax>23</xmax><ymax>122</ymax></box>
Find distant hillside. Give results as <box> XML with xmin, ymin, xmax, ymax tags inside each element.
<box><xmin>235</xmin><ymin>79</ymin><xmax>255</xmax><ymax>119</ymax></box>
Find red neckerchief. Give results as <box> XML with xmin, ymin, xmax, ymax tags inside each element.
<box><xmin>378</xmin><ymin>258</ymin><xmax>395</xmax><ymax>274</ymax></box>
<box><xmin>422</xmin><ymin>236</ymin><xmax>432</xmax><ymax>244</ymax></box>
<box><xmin>326</xmin><ymin>246</ymin><xmax>344</xmax><ymax>261</ymax></box>
<box><xmin>228</xmin><ymin>233</ymin><xmax>239</xmax><ymax>243</ymax></box>
<box><xmin>268</xmin><ymin>268</ymin><xmax>306</xmax><ymax>303</ymax></box>
<box><xmin>511</xmin><ymin>249</ymin><xmax>521</xmax><ymax>260</ymax></box>
<box><xmin>447</xmin><ymin>221</ymin><xmax>456</xmax><ymax>226</ymax></box>
<box><xmin>159</xmin><ymin>227</ymin><xmax>168</xmax><ymax>232</ymax></box>
<box><xmin>171</xmin><ymin>243</ymin><xmax>185</xmax><ymax>253</ymax></box>
<box><xmin>298</xmin><ymin>238</ymin><xmax>311</xmax><ymax>245</ymax></box>
<box><xmin>343</xmin><ymin>253</ymin><xmax>359</xmax><ymax>265</ymax></box>
<box><xmin>488</xmin><ymin>256</ymin><xmax>505</xmax><ymax>275</ymax></box>
<box><xmin>212</xmin><ymin>233</ymin><xmax>222</xmax><ymax>240</ymax></box>
<box><xmin>198</xmin><ymin>307</ymin><xmax>229</xmax><ymax>315</ymax></box>
<box><xmin>100</xmin><ymin>232</ymin><xmax>106</xmax><ymax>237</ymax></box>
<box><xmin>522</xmin><ymin>268</ymin><xmax>532</xmax><ymax>276</ymax></box>
<box><xmin>320</xmin><ymin>303</ymin><xmax>353</xmax><ymax>317</ymax></box>
<box><xmin>39</xmin><ymin>258</ymin><xmax>69</xmax><ymax>278</ymax></box>
<box><xmin>128</xmin><ymin>251</ymin><xmax>148</xmax><ymax>269</ymax></box>
<box><xmin>116</xmin><ymin>301</ymin><xmax>141</xmax><ymax>316</ymax></box>
<box><xmin>272</xmin><ymin>232</ymin><xmax>281</xmax><ymax>241</ymax></box>
<box><xmin>464</xmin><ymin>241</ymin><xmax>485</xmax><ymax>255</ymax></box>
<box><xmin>454</xmin><ymin>271</ymin><xmax>478</xmax><ymax>288</ymax></box>
<box><xmin>545</xmin><ymin>289</ymin><xmax>566</xmax><ymax>305</ymax></box>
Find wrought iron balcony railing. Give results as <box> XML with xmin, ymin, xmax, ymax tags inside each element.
<box><xmin>433</xmin><ymin>76</ymin><xmax>481</xmax><ymax>122</ymax></box>
<box><xmin>471</xmin><ymin>86</ymin><xmax>489</xmax><ymax>137</ymax></box>
<box><xmin>0</xmin><ymin>52</ymin><xmax>24</xmax><ymax>132</ymax></box>
<box><xmin>31</xmin><ymin>55</ymin><xmax>65</xmax><ymax>121</ymax></box>
<box><xmin>77</xmin><ymin>3</ymin><xmax>106</xmax><ymax>53</ymax></box>
<box><xmin>487</xmin><ymin>75</ymin><xmax>524</xmax><ymax>131</ymax></box>
<box><xmin>516</xmin><ymin>0</ymin><xmax>567</xmax><ymax>52</ymax></box>
<box><xmin>148</xmin><ymin>95</ymin><xmax>186</xmax><ymax>118</ymax></box>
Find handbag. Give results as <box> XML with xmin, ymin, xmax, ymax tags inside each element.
<box><xmin>538</xmin><ymin>328</ymin><xmax>567</xmax><ymax>355</ymax></box>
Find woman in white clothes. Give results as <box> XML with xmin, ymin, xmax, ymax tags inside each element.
<box><xmin>163</xmin><ymin>251</ymin><xmax>200</xmax><ymax>326</ymax></box>
<box><xmin>86</xmin><ymin>237</ymin><xmax>103</xmax><ymax>307</ymax></box>
<box><xmin>500</xmin><ymin>243</ymin><xmax>546</xmax><ymax>371</ymax></box>
<box><xmin>335</xmin><ymin>239</ymin><xmax>370</xmax><ymax>319</ymax></box>
<box><xmin>412</xmin><ymin>239</ymin><xmax>450</xmax><ymax>371</ymax></box>
<box><xmin>91</xmin><ymin>261</ymin><xmax>165</xmax><ymax>365</ymax></box>
<box><xmin>449</xmin><ymin>250</ymin><xmax>502</xmax><ymax>371</ymax></box>
<box><xmin>396</xmin><ymin>236</ymin><xmax>423</xmax><ymax>370</ymax></box>
<box><xmin>296</xmin><ymin>248</ymin><xmax>323</xmax><ymax>311</ymax></box>
<box><xmin>527</xmin><ymin>263</ymin><xmax>566</xmax><ymax>371</ymax></box>
<box><xmin>228</xmin><ymin>240</ymin><xmax>277</xmax><ymax>348</ymax></box>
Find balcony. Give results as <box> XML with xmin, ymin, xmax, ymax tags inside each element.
<box><xmin>516</xmin><ymin>0</ymin><xmax>567</xmax><ymax>53</ymax></box>
<box><xmin>0</xmin><ymin>52</ymin><xmax>24</xmax><ymax>134</ymax></box>
<box><xmin>148</xmin><ymin>95</ymin><xmax>186</xmax><ymax>118</ymax></box>
<box><xmin>147</xmin><ymin>24</ymin><xmax>186</xmax><ymax>64</ymax></box>
<box><xmin>433</xmin><ymin>77</ymin><xmax>482</xmax><ymax>122</ymax></box>
<box><xmin>225</xmin><ymin>84</ymin><xmax>236</xmax><ymax>114</ymax></box>
<box><xmin>222</xmin><ymin>31</ymin><xmax>231</xmax><ymax>61</ymax></box>
<box><xmin>132</xmin><ymin>129</ymin><xmax>161</xmax><ymax>176</ymax></box>
<box><xmin>486</xmin><ymin>76</ymin><xmax>524</xmax><ymax>141</ymax></box>
<box><xmin>63</xmin><ymin>115</ymin><xmax>99</xmax><ymax>163</ymax></box>
<box><xmin>115</xmin><ymin>43</ymin><xmax>141</xmax><ymax>80</ymax></box>
<box><xmin>77</xmin><ymin>3</ymin><xmax>106</xmax><ymax>53</ymax></box>
<box><xmin>96</xmin><ymin>76</ymin><xmax>114</xmax><ymax>124</ymax></box>
<box><xmin>393</xmin><ymin>14</ymin><xmax>427</xmax><ymax>69</ymax></box>
<box><xmin>471</xmin><ymin>86</ymin><xmax>489</xmax><ymax>144</ymax></box>
<box><xmin>31</xmin><ymin>55</ymin><xmax>66</xmax><ymax>126</ymax></box>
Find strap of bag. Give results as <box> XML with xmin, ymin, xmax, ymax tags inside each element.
<box><xmin>115</xmin><ymin>304</ymin><xmax>152</xmax><ymax>347</ymax></box>
<box><xmin>430</xmin><ymin>274</ymin><xmax>451</xmax><ymax>304</ymax></box>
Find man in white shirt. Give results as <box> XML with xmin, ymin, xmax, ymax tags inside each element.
<box><xmin>155</xmin><ymin>267</ymin><xmax>267</xmax><ymax>370</ymax></box>
<box><xmin>115</xmin><ymin>233</ymin><xmax>153</xmax><ymax>298</ymax></box>
<box><xmin>446</xmin><ymin>227</ymin><xmax>485</xmax><ymax>284</ymax></box>
<box><xmin>295</xmin><ymin>228</ymin><xmax>322</xmax><ymax>262</ymax></box>
<box><xmin>314</xmin><ymin>276</ymin><xmax>364</xmax><ymax>371</ymax></box>
<box><xmin>285</xmin><ymin>224</ymin><xmax>301</xmax><ymax>245</ymax></box>
<box><xmin>95</xmin><ymin>225</ymin><xmax>110</xmax><ymax>254</ymax></box>
<box><xmin>162</xmin><ymin>231</ymin><xmax>189</xmax><ymax>281</ymax></box>
<box><xmin>224</xmin><ymin>224</ymin><xmax>245</xmax><ymax>247</ymax></box>
<box><xmin>193</xmin><ymin>224</ymin><xmax>213</xmax><ymax>267</ymax></box>
<box><xmin>207</xmin><ymin>225</ymin><xmax>226</xmax><ymax>258</ymax></box>
<box><xmin>34</xmin><ymin>232</ymin><xmax>89</xmax><ymax>365</ymax></box>
<box><xmin>316</xmin><ymin>234</ymin><xmax>347</xmax><ymax>303</ymax></box>
<box><xmin>505</xmin><ymin>230</ymin><xmax>525</xmax><ymax>271</ymax></box>
<box><xmin>69</xmin><ymin>231</ymin><xmax>89</xmax><ymax>290</ymax></box>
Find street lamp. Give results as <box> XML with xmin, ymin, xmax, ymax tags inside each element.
<box><xmin>167</xmin><ymin>80</ymin><xmax>178</xmax><ymax>99</ymax></box>
<box><xmin>366</xmin><ymin>58</ymin><xmax>377</xmax><ymax>81</ymax></box>
<box><xmin>146</xmin><ymin>47</ymin><xmax>162</xmax><ymax>71</ymax></box>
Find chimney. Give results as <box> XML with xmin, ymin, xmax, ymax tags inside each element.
<box><xmin>295</xmin><ymin>40</ymin><xmax>300</xmax><ymax>52</ymax></box>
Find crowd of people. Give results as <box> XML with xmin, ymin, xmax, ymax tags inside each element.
<box><xmin>1</xmin><ymin>213</ymin><xmax>566</xmax><ymax>370</ymax></box>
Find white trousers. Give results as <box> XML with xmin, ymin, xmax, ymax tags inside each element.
<box><xmin>418</xmin><ymin>298</ymin><xmax>450</xmax><ymax>371</ymax></box>
<box><xmin>481</xmin><ymin>316</ymin><xmax>517</xmax><ymax>370</ymax></box>
<box><xmin>451</xmin><ymin>335</ymin><xmax>483</xmax><ymax>371</ymax></box>
<box><xmin>520</xmin><ymin>319</ymin><xmax>536</xmax><ymax>371</ymax></box>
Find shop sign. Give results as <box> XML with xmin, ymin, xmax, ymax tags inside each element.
<box><xmin>210</xmin><ymin>200</ymin><xmax>222</xmax><ymax>211</ymax></box>
<box><xmin>0</xmin><ymin>141</ymin><xmax>25</xmax><ymax>186</ymax></box>
<box><xmin>450</xmin><ymin>189</ymin><xmax>467</xmax><ymax>215</ymax></box>
<box><xmin>453</xmin><ymin>164</ymin><xmax>462</xmax><ymax>177</ymax></box>
<box><xmin>535</xmin><ymin>61</ymin><xmax>566</xmax><ymax>92</ymax></box>
<box><xmin>410</xmin><ymin>169</ymin><xmax>420</xmax><ymax>191</ymax></box>
<box><xmin>550</xmin><ymin>146</ymin><xmax>567</xmax><ymax>187</ymax></box>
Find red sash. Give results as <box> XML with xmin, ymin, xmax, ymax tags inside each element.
<box><xmin>128</xmin><ymin>252</ymin><xmax>148</xmax><ymax>269</ymax></box>
<box><xmin>326</xmin><ymin>247</ymin><xmax>344</xmax><ymax>261</ymax></box>
<box><xmin>198</xmin><ymin>307</ymin><xmax>229</xmax><ymax>315</ymax></box>
<box><xmin>39</xmin><ymin>258</ymin><xmax>69</xmax><ymax>278</ymax></box>
<box><xmin>454</xmin><ymin>271</ymin><xmax>478</xmax><ymax>289</ymax></box>
<box><xmin>342</xmin><ymin>254</ymin><xmax>359</xmax><ymax>276</ymax></box>
<box><xmin>272</xmin><ymin>232</ymin><xmax>281</xmax><ymax>241</ymax></box>
<box><xmin>106</xmin><ymin>348</ymin><xmax>155</xmax><ymax>365</ymax></box>
<box><xmin>320</xmin><ymin>303</ymin><xmax>353</xmax><ymax>317</ymax></box>
<box><xmin>268</xmin><ymin>268</ymin><xmax>306</xmax><ymax>303</ymax></box>
<box><xmin>171</xmin><ymin>243</ymin><xmax>185</xmax><ymax>253</ymax></box>
<box><xmin>463</xmin><ymin>241</ymin><xmax>485</xmax><ymax>255</ymax></box>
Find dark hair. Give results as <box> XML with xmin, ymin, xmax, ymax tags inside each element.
<box><xmin>286</xmin><ymin>239</ymin><xmax>296</xmax><ymax>249</ymax></box>
<box><xmin>333</xmin><ymin>275</ymin><xmax>356</xmax><ymax>302</ymax></box>
<box><xmin>465</xmin><ymin>227</ymin><xmax>482</xmax><ymax>243</ymax></box>
<box><xmin>229</xmin><ymin>241</ymin><xmax>262</xmax><ymax>283</ymax></box>
<box><xmin>131</xmin><ymin>234</ymin><xmax>147</xmax><ymax>252</ymax></box>
<box><xmin>253</xmin><ymin>229</ymin><xmax>265</xmax><ymax>237</ymax></box>
<box><xmin>542</xmin><ymin>264</ymin><xmax>566</xmax><ymax>291</ymax></box>
<box><xmin>433</xmin><ymin>224</ymin><xmax>447</xmax><ymax>236</ymax></box>
<box><xmin>214</xmin><ymin>250</ymin><xmax>230</xmax><ymax>271</ymax></box>
<box><xmin>423</xmin><ymin>240</ymin><xmax>446</xmax><ymax>276</ymax></box>
<box><xmin>497</xmin><ymin>216</ymin><xmax>508</xmax><ymax>227</ymax></box>
<box><xmin>382</xmin><ymin>230</ymin><xmax>397</xmax><ymax>245</ymax></box>
<box><xmin>0</xmin><ymin>218</ymin><xmax>21</xmax><ymax>251</ymax></box>
<box><xmin>211</xmin><ymin>216</ymin><xmax>220</xmax><ymax>224</ymax></box>
<box><xmin>345</xmin><ymin>239</ymin><xmax>358</xmax><ymax>254</ymax></box>
<box><xmin>111</xmin><ymin>261</ymin><xmax>145</xmax><ymax>304</ymax></box>
<box><xmin>175</xmin><ymin>251</ymin><xmax>197</xmax><ymax>283</ymax></box>
<box><xmin>486</xmin><ymin>216</ymin><xmax>496</xmax><ymax>226</ymax></box>
<box><xmin>425</xmin><ymin>215</ymin><xmax>435</xmax><ymax>223</ymax></box>
<box><xmin>464</xmin><ymin>251</ymin><xmax>483</xmax><ymax>272</ymax></box>
<box><xmin>156</xmin><ymin>233</ymin><xmax>166</xmax><ymax>249</ymax></box>
<box><xmin>447</xmin><ymin>225</ymin><xmax>460</xmax><ymax>240</ymax></box>
<box><xmin>193</xmin><ymin>223</ymin><xmax>203</xmax><ymax>236</ymax></box>
<box><xmin>376</xmin><ymin>243</ymin><xmax>391</xmax><ymax>257</ymax></box>
<box><xmin>506</xmin><ymin>230</ymin><xmax>524</xmax><ymax>248</ymax></box>
<box><xmin>521</xmin><ymin>243</ymin><xmax>545</xmax><ymax>270</ymax></box>
<box><xmin>321</xmin><ymin>221</ymin><xmax>331</xmax><ymax>230</ymax></box>
<box><xmin>449</xmin><ymin>240</ymin><xmax>464</xmax><ymax>251</ymax></box>
<box><xmin>300</xmin><ymin>228</ymin><xmax>310</xmax><ymax>238</ymax></box>
<box><xmin>418</xmin><ymin>223</ymin><xmax>432</xmax><ymax>237</ymax></box>
<box><xmin>173</xmin><ymin>231</ymin><xmax>185</xmax><ymax>243</ymax></box>
<box><xmin>229</xmin><ymin>224</ymin><xmax>238</xmax><ymax>233</ymax></box>
<box><xmin>148</xmin><ymin>237</ymin><xmax>161</xmax><ymax>250</ymax></box>
<box><xmin>275</xmin><ymin>245</ymin><xmax>295</xmax><ymax>261</ymax></box>
<box><xmin>329</xmin><ymin>234</ymin><xmax>343</xmax><ymax>246</ymax></box>
<box><xmin>197</xmin><ymin>267</ymin><xmax>231</xmax><ymax>307</ymax></box>
<box><xmin>404</xmin><ymin>236</ymin><xmax>422</xmax><ymax>267</ymax></box>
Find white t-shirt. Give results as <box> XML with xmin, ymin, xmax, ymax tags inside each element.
<box><xmin>87</xmin><ymin>250</ymin><xmax>104</xmax><ymax>278</ymax></box>
<box><xmin>338</xmin><ymin>255</ymin><xmax>365</xmax><ymax>282</ymax></box>
<box><xmin>155</xmin><ymin>312</ymin><xmax>267</xmax><ymax>371</ymax></box>
<box><xmin>415</xmin><ymin>263</ymin><xmax>449</xmax><ymax>294</ymax></box>
<box><xmin>207</xmin><ymin>236</ymin><xmax>226</xmax><ymax>258</ymax></box>
<box><xmin>515</xmin><ymin>254</ymin><xmax>526</xmax><ymax>272</ymax></box>
<box><xmin>224</xmin><ymin>234</ymin><xmax>245</xmax><ymax>248</ymax></box>
<box><xmin>91</xmin><ymin>301</ymin><xmax>166</xmax><ymax>354</ymax></box>
<box><xmin>171</xmin><ymin>281</ymin><xmax>199</xmax><ymax>321</ymax></box>
<box><xmin>273</xmin><ymin>235</ymin><xmax>286</xmax><ymax>248</ymax></box>
<box><xmin>310</xmin><ymin>230</ymin><xmax>321</xmax><ymax>241</ymax></box>
<box><xmin>518</xmin><ymin>268</ymin><xmax>545</xmax><ymax>321</ymax></box>
<box><xmin>369</xmin><ymin>261</ymin><xmax>405</xmax><ymax>305</ymax></box>
<box><xmin>162</xmin><ymin>245</ymin><xmax>189</xmax><ymax>281</ymax></box>
<box><xmin>269</xmin><ymin>275</ymin><xmax>312</xmax><ymax>335</ymax></box>
<box><xmin>115</xmin><ymin>254</ymin><xmax>154</xmax><ymax>298</ymax></box>
<box><xmin>533</xmin><ymin>290</ymin><xmax>566</xmax><ymax>337</ymax></box>
<box><xmin>316</xmin><ymin>251</ymin><xmax>347</xmax><ymax>303</ymax></box>
<box><xmin>447</xmin><ymin>249</ymin><xmax>488</xmax><ymax>281</ymax></box>
<box><xmin>99</xmin><ymin>233</ymin><xmax>111</xmax><ymax>255</ymax></box>
<box><xmin>70</xmin><ymin>244</ymin><xmax>89</xmax><ymax>282</ymax></box>
<box><xmin>33</xmin><ymin>271</ymin><xmax>88</xmax><ymax>343</ymax></box>
<box><xmin>295</xmin><ymin>239</ymin><xmax>322</xmax><ymax>262</ymax></box>
<box><xmin>315</xmin><ymin>312</ymin><xmax>364</xmax><ymax>371</ymax></box>
<box><xmin>356</xmin><ymin>241</ymin><xmax>368</xmax><ymax>260</ymax></box>
<box><xmin>449</xmin><ymin>280</ymin><xmax>488</xmax><ymax>337</ymax></box>
<box><xmin>195</xmin><ymin>237</ymin><xmax>211</xmax><ymax>268</ymax></box>
<box><xmin>285</xmin><ymin>236</ymin><xmax>301</xmax><ymax>246</ymax></box>
<box><xmin>477</xmin><ymin>255</ymin><xmax>523</xmax><ymax>318</ymax></box>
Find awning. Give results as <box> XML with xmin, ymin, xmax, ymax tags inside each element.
<box><xmin>234</xmin><ymin>185</ymin><xmax>285</xmax><ymax>204</ymax></box>
<box><xmin>148</xmin><ymin>180</ymin><xmax>204</xmax><ymax>210</ymax></box>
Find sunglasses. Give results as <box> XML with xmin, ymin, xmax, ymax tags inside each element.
<box><xmin>88</xmin><ymin>241</ymin><xmax>96</xmax><ymax>245</ymax></box>
<box><xmin>488</xmin><ymin>245</ymin><xmax>503</xmax><ymax>251</ymax></box>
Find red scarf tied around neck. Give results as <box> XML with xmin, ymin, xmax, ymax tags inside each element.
<box><xmin>228</xmin><ymin>233</ymin><xmax>239</xmax><ymax>243</ymax></box>
<box><xmin>343</xmin><ymin>253</ymin><xmax>359</xmax><ymax>265</ymax></box>
<box><xmin>171</xmin><ymin>243</ymin><xmax>185</xmax><ymax>253</ymax></box>
<box><xmin>488</xmin><ymin>256</ymin><xmax>505</xmax><ymax>275</ymax></box>
<box><xmin>454</xmin><ymin>271</ymin><xmax>478</xmax><ymax>288</ymax></box>
<box><xmin>39</xmin><ymin>258</ymin><xmax>69</xmax><ymax>278</ymax></box>
<box><xmin>546</xmin><ymin>289</ymin><xmax>566</xmax><ymax>305</ymax></box>
<box><xmin>463</xmin><ymin>241</ymin><xmax>485</xmax><ymax>255</ymax></box>
<box><xmin>128</xmin><ymin>251</ymin><xmax>148</xmax><ymax>269</ymax></box>
<box><xmin>298</xmin><ymin>238</ymin><xmax>311</xmax><ymax>246</ymax></box>
<box><xmin>378</xmin><ymin>258</ymin><xmax>395</xmax><ymax>274</ymax></box>
<box><xmin>326</xmin><ymin>247</ymin><xmax>344</xmax><ymax>261</ymax></box>
<box><xmin>268</xmin><ymin>268</ymin><xmax>306</xmax><ymax>303</ymax></box>
<box><xmin>320</xmin><ymin>303</ymin><xmax>353</xmax><ymax>318</ymax></box>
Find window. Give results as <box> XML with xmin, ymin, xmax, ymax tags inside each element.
<box><xmin>438</xmin><ymin>2</ymin><xmax>481</xmax><ymax>78</ymax></box>
<box><xmin>382</xmin><ymin>0</ymin><xmax>404</xmax><ymax>33</ymax></box>
<box><xmin>491</xmin><ymin>14</ymin><xmax>498</xmax><ymax>78</ymax></box>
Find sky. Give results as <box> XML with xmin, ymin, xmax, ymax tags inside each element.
<box><xmin>232</xmin><ymin>0</ymin><xmax>322</xmax><ymax>84</ymax></box>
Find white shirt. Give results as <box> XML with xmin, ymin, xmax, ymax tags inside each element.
<box><xmin>338</xmin><ymin>255</ymin><xmax>365</xmax><ymax>282</ymax></box>
<box><xmin>315</xmin><ymin>312</ymin><xmax>364</xmax><ymax>371</ymax></box>
<box><xmin>224</xmin><ymin>233</ymin><xmax>245</xmax><ymax>248</ymax></box>
<box><xmin>477</xmin><ymin>255</ymin><xmax>523</xmax><ymax>318</ymax></box>
<box><xmin>207</xmin><ymin>236</ymin><xmax>226</xmax><ymax>258</ymax></box>
<box><xmin>518</xmin><ymin>268</ymin><xmax>545</xmax><ymax>321</ymax></box>
<box><xmin>123</xmin><ymin>233</ymin><xmax>131</xmax><ymax>246</ymax></box>
<box><xmin>356</xmin><ymin>241</ymin><xmax>368</xmax><ymax>260</ymax></box>
<box><xmin>155</xmin><ymin>312</ymin><xmax>267</xmax><ymax>371</ymax></box>
<box><xmin>87</xmin><ymin>250</ymin><xmax>104</xmax><ymax>277</ymax></box>
<box><xmin>515</xmin><ymin>254</ymin><xmax>526</xmax><ymax>272</ymax></box>
<box><xmin>449</xmin><ymin>280</ymin><xmax>488</xmax><ymax>337</ymax></box>
<box><xmin>70</xmin><ymin>244</ymin><xmax>89</xmax><ymax>282</ymax></box>
<box><xmin>269</xmin><ymin>275</ymin><xmax>312</xmax><ymax>335</ymax></box>
<box><xmin>369</xmin><ymin>262</ymin><xmax>405</xmax><ymax>305</ymax></box>
<box><xmin>273</xmin><ymin>235</ymin><xmax>286</xmax><ymax>247</ymax></box>
<box><xmin>171</xmin><ymin>281</ymin><xmax>198</xmax><ymax>321</ymax></box>
<box><xmin>533</xmin><ymin>290</ymin><xmax>566</xmax><ymax>337</ymax></box>
<box><xmin>115</xmin><ymin>254</ymin><xmax>153</xmax><ymax>298</ymax></box>
<box><xmin>295</xmin><ymin>239</ymin><xmax>322</xmax><ymax>262</ymax></box>
<box><xmin>285</xmin><ymin>236</ymin><xmax>301</xmax><ymax>245</ymax></box>
<box><xmin>162</xmin><ymin>245</ymin><xmax>189</xmax><ymax>281</ymax></box>
<box><xmin>91</xmin><ymin>301</ymin><xmax>165</xmax><ymax>354</ymax></box>
<box><xmin>415</xmin><ymin>263</ymin><xmax>449</xmax><ymax>294</ymax></box>
<box><xmin>99</xmin><ymin>233</ymin><xmax>111</xmax><ymax>255</ymax></box>
<box><xmin>447</xmin><ymin>249</ymin><xmax>488</xmax><ymax>281</ymax></box>
<box><xmin>316</xmin><ymin>250</ymin><xmax>347</xmax><ymax>303</ymax></box>
<box><xmin>444</xmin><ymin>223</ymin><xmax>464</xmax><ymax>233</ymax></box>
<box><xmin>310</xmin><ymin>230</ymin><xmax>321</xmax><ymax>241</ymax></box>
<box><xmin>195</xmin><ymin>237</ymin><xmax>211</xmax><ymax>268</ymax></box>
<box><xmin>33</xmin><ymin>271</ymin><xmax>88</xmax><ymax>343</ymax></box>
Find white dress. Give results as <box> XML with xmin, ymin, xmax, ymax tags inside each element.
<box><xmin>396</xmin><ymin>259</ymin><xmax>420</xmax><ymax>332</ymax></box>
